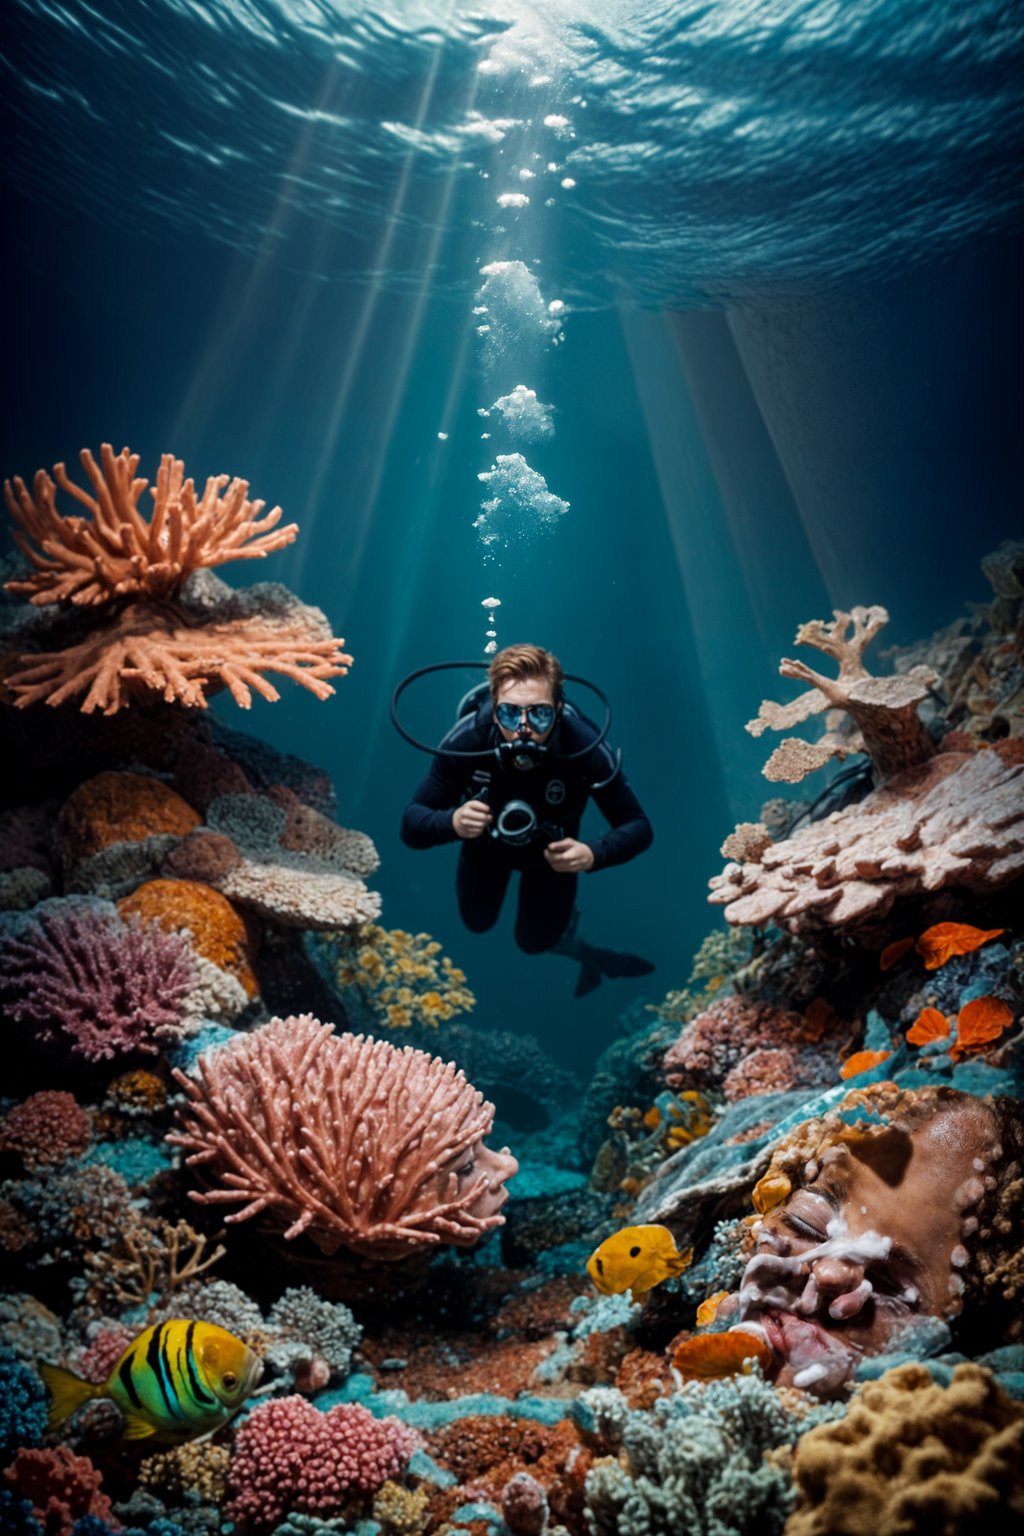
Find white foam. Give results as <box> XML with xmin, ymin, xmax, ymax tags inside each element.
<box><xmin>475</xmin><ymin>453</ymin><xmax>569</xmax><ymax>553</ymax></box>
<box><xmin>497</xmin><ymin>192</ymin><xmax>530</xmax><ymax>208</ymax></box>
<box><xmin>490</xmin><ymin>384</ymin><xmax>555</xmax><ymax>443</ymax></box>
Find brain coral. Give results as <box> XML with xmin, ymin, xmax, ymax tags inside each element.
<box><xmin>224</xmin><ymin>1396</ymin><xmax>417</xmax><ymax>1530</ymax></box>
<box><xmin>786</xmin><ymin>1362</ymin><xmax>1024</xmax><ymax>1536</ymax></box>
<box><xmin>118</xmin><ymin>878</ymin><xmax>257</xmax><ymax>998</ymax></box>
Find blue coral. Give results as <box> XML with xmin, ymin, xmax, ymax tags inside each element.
<box><xmin>0</xmin><ymin>1353</ymin><xmax>48</xmax><ymax>1458</ymax></box>
<box><xmin>0</xmin><ymin>1491</ymin><xmax>43</xmax><ymax>1536</ymax></box>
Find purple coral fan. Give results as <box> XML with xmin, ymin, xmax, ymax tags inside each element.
<box><xmin>0</xmin><ymin>905</ymin><xmax>197</xmax><ymax>1062</ymax></box>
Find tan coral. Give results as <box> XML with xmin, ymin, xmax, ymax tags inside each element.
<box><xmin>786</xmin><ymin>1362</ymin><xmax>1024</xmax><ymax>1536</ymax></box>
<box><xmin>709</xmin><ymin>748</ymin><xmax>1024</xmax><ymax>932</ymax></box>
<box><xmin>119</xmin><ymin>879</ymin><xmax>258</xmax><ymax>998</ymax></box>
<box><xmin>748</xmin><ymin>605</ymin><xmax>937</xmax><ymax>784</ymax></box>
<box><xmin>720</xmin><ymin>822</ymin><xmax>772</xmax><ymax>862</ymax></box>
<box><xmin>4</xmin><ymin>444</ymin><xmax>298</xmax><ymax>608</ymax></box>
<box><xmin>139</xmin><ymin>1441</ymin><xmax>230</xmax><ymax>1505</ymax></box>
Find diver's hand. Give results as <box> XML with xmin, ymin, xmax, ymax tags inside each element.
<box><xmin>453</xmin><ymin>800</ymin><xmax>493</xmax><ymax>839</ymax></box>
<box><xmin>544</xmin><ymin>837</ymin><xmax>595</xmax><ymax>873</ymax></box>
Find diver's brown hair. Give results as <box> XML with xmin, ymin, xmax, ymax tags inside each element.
<box><xmin>487</xmin><ymin>644</ymin><xmax>564</xmax><ymax>707</ymax></box>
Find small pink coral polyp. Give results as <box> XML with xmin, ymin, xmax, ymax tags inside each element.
<box><xmin>0</xmin><ymin>1091</ymin><xmax>92</xmax><ymax>1169</ymax></box>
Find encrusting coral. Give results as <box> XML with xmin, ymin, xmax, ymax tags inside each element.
<box><xmin>0</xmin><ymin>1093</ymin><xmax>92</xmax><ymax>1170</ymax></box>
<box><xmin>119</xmin><ymin>878</ymin><xmax>258</xmax><ymax>999</ymax></box>
<box><xmin>3</xmin><ymin>444</ymin><xmax>352</xmax><ymax>713</ymax></box>
<box><xmin>786</xmin><ymin>1362</ymin><xmax>1024</xmax><ymax>1536</ymax></box>
<box><xmin>169</xmin><ymin>1014</ymin><xmax>506</xmax><ymax>1260</ymax></box>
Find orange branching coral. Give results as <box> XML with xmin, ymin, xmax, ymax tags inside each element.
<box><xmin>6</xmin><ymin>600</ymin><xmax>352</xmax><ymax>714</ymax></box>
<box><xmin>4</xmin><ymin>444</ymin><xmax>298</xmax><ymax>607</ymax></box>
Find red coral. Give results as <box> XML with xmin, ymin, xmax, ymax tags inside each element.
<box><xmin>0</xmin><ymin>1092</ymin><xmax>92</xmax><ymax>1169</ymax></box>
<box><xmin>77</xmin><ymin>1326</ymin><xmax>136</xmax><ymax>1384</ymax></box>
<box><xmin>3</xmin><ymin>1445</ymin><xmax>117</xmax><ymax>1536</ymax></box>
<box><xmin>722</xmin><ymin>1045</ymin><xmax>830</xmax><ymax>1103</ymax></box>
<box><xmin>224</xmin><ymin>1396</ymin><xmax>417</xmax><ymax>1530</ymax></box>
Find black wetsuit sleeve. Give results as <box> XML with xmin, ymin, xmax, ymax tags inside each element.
<box><xmin>585</xmin><ymin>770</ymin><xmax>653</xmax><ymax>872</ymax></box>
<box><xmin>400</xmin><ymin>754</ymin><xmax>471</xmax><ymax>848</ymax></box>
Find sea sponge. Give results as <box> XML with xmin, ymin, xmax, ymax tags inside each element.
<box><xmin>118</xmin><ymin>879</ymin><xmax>258</xmax><ymax>999</ymax></box>
<box><xmin>786</xmin><ymin>1362</ymin><xmax>1024</xmax><ymax>1535</ymax></box>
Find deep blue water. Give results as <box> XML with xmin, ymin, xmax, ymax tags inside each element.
<box><xmin>2</xmin><ymin>0</ymin><xmax>1022</xmax><ymax>1069</ymax></box>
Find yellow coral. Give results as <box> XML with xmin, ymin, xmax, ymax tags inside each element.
<box><xmin>139</xmin><ymin>1440</ymin><xmax>230</xmax><ymax>1504</ymax></box>
<box><xmin>372</xmin><ymin>1480</ymin><xmax>430</xmax><ymax>1536</ymax></box>
<box><xmin>318</xmin><ymin>925</ymin><xmax>476</xmax><ymax>1030</ymax></box>
<box><xmin>786</xmin><ymin>1362</ymin><xmax>1024</xmax><ymax>1536</ymax></box>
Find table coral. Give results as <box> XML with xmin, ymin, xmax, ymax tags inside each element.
<box><xmin>170</xmin><ymin>1014</ymin><xmax>503</xmax><ymax>1259</ymax></box>
<box><xmin>165</xmin><ymin>793</ymin><xmax>380</xmax><ymax>931</ymax></box>
<box><xmin>0</xmin><ymin>1093</ymin><xmax>92</xmax><ymax>1170</ymax></box>
<box><xmin>3</xmin><ymin>1446</ymin><xmax>115</xmax><ymax>1536</ymax></box>
<box><xmin>118</xmin><ymin>879</ymin><xmax>258</xmax><ymax>999</ymax></box>
<box><xmin>224</xmin><ymin>1396</ymin><xmax>417</xmax><ymax>1530</ymax></box>
<box><xmin>786</xmin><ymin>1362</ymin><xmax>1024</xmax><ymax>1535</ymax></box>
<box><xmin>709</xmin><ymin>748</ymin><xmax>1024</xmax><ymax>932</ymax></box>
<box><xmin>0</xmin><ymin>901</ymin><xmax>198</xmax><ymax>1062</ymax></box>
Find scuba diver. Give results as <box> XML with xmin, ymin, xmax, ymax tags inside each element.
<box><xmin>396</xmin><ymin>644</ymin><xmax>654</xmax><ymax>996</ymax></box>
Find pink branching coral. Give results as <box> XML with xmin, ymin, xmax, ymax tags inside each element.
<box><xmin>0</xmin><ymin>1091</ymin><xmax>92</xmax><ymax>1169</ymax></box>
<box><xmin>169</xmin><ymin>1014</ymin><xmax>502</xmax><ymax>1259</ymax></box>
<box><xmin>0</xmin><ymin>903</ymin><xmax>198</xmax><ymax>1061</ymax></box>
<box><xmin>4</xmin><ymin>443</ymin><xmax>298</xmax><ymax>607</ymax></box>
<box><xmin>3</xmin><ymin>1445</ymin><xmax>116</xmax><ymax>1536</ymax></box>
<box><xmin>224</xmin><ymin>1396</ymin><xmax>418</xmax><ymax>1530</ymax></box>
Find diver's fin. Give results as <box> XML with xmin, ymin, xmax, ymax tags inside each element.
<box><xmin>574</xmin><ymin>960</ymin><xmax>603</xmax><ymax>998</ymax></box>
<box><xmin>39</xmin><ymin>1362</ymin><xmax>99</xmax><ymax>1431</ymax></box>
<box><xmin>555</xmin><ymin>929</ymin><xmax>656</xmax><ymax>995</ymax></box>
<box><xmin>589</xmin><ymin>946</ymin><xmax>656</xmax><ymax>980</ymax></box>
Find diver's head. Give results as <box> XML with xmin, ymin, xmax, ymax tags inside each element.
<box><xmin>489</xmin><ymin>644</ymin><xmax>563</xmax><ymax>746</ymax></box>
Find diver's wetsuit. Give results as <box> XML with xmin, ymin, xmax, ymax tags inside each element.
<box><xmin>400</xmin><ymin>697</ymin><xmax>653</xmax><ymax>952</ymax></box>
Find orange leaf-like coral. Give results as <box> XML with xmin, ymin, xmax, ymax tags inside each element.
<box><xmin>915</xmin><ymin>923</ymin><xmax>1005</xmax><ymax>970</ymax></box>
<box><xmin>671</xmin><ymin>1331</ymin><xmax>772</xmax><ymax>1380</ymax></box>
<box><xmin>4</xmin><ymin>445</ymin><xmax>298</xmax><ymax>607</ymax></box>
<box><xmin>951</xmin><ymin>996</ymin><xmax>1014</xmax><ymax>1057</ymax></box>
<box><xmin>839</xmin><ymin>1050</ymin><xmax>893</xmax><ymax>1080</ymax></box>
<box><xmin>695</xmin><ymin>1292</ymin><xmax>730</xmax><ymax>1329</ymax></box>
<box><xmin>5</xmin><ymin>603</ymin><xmax>351</xmax><ymax>715</ymax></box>
<box><xmin>879</xmin><ymin>937</ymin><xmax>915</xmax><ymax>971</ymax></box>
<box><xmin>906</xmin><ymin>1007</ymin><xmax>951</xmax><ymax>1046</ymax></box>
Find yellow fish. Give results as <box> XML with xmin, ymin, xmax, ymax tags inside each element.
<box><xmin>40</xmin><ymin>1320</ymin><xmax>263</xmax><ymax>1443</ymax></box>
<box><xmin>586</xmin><ymin>1224</ymin><xmax>694</xmax><ymax>1302</ymax></box>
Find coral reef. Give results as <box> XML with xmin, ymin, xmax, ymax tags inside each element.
<box><xmin>139</xmin><ymin>1442</ymin><xmax>231</xmax><ymax>1507</ymax></box>
<box><xmin>786</xmin><ymin>1363</ymin><xmax>1024</xmax><ymax>1535</ymax></box>
<box><xmin>223</xmin><ymin>1397</ymin><xmax>417</xmax><ymax>1530</ymax></box>
<box><xmin>264</xmin><ymin>1288</ymin><xmax>362</xmax><ymax>1393</ymax></box>
<box><xmin>0</xmin><ymin>1354</ymin><xmax>47</xmax><ymax>1459</ymax></box>
<box><xmin>170</xmin><ymin>1015</ymin><xmax>506</xmax><ymax>1259</ymax></box>
<box><xmin>0</xmin><ymin>901</ymin><xmax>198</xmax><ymax>1062</ymax></box>
<box><xmin>662</xmin><ymin>994</ymin><xmax>851</xmax><ymax>1102</ymax></box>
<box><xmin>55</xmin><ymin>772</ymin><xmax>201</xmax><ymax>882</ymax></box>
<box><xmin>0</xmin><ymin>1094</ymin><xmax>92</xmax><ymax>1170</ymax></box>
<box><xmin>165</xmin><ymin>792</ymin><xmax>380</xmax><ymax>931</ymax></box>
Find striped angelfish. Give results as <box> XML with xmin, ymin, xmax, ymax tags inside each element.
<box><xmin>40</xmin><ymin>1320</ymin><xmax>263</xmax><ymax>1443</ymax></box>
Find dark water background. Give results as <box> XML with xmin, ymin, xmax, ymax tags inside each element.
<box><xmin>2</xmin><ymin>0</ymin><xmax>1021</xmax><ymax>1072</ymax></box>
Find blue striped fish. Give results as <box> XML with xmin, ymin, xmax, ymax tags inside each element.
<box><xmin>40</xmin><ymin>1320</ymin><xmax>262</xmax><ymax>1442</ymax></box>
